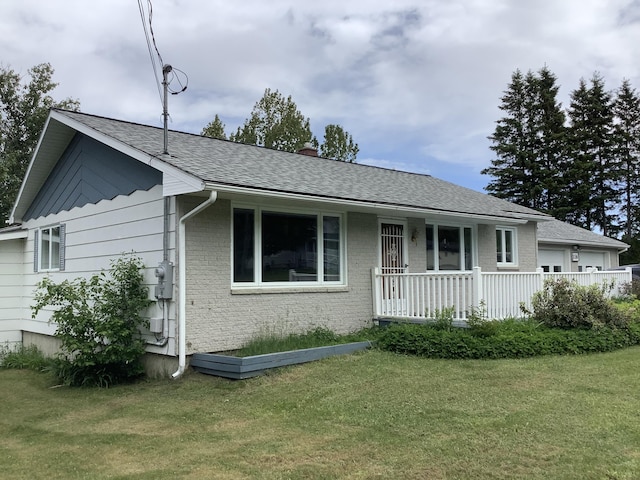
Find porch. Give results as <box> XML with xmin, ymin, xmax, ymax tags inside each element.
<box><xmin>372</xmin><ymin>267</ymin><xmax>632</xmax><ymax>322</ymax></box>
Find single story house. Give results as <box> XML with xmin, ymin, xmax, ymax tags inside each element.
<box><xmin>0</xmin><ymin>109</ymin><xmax>628</xmax><ymax>375</ymax></box>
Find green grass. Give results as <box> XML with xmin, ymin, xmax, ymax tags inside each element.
<box><xmin>2</xmin><ymin>348</ymin><xmax>640</xmax><ymax>479</ymax></box>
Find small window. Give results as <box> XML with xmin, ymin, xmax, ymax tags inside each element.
<box><xmin>36</xmin><ymin>225</ymin><xmax>65</xmax><ymax>272</ymax></box>
<box><xmin>496</xmin><ymin>226</ymin><xmax>517</xmax><ymax>266</ymax></box>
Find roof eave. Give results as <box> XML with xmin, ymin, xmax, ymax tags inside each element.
<box><xmin>539</xmin><ymin>237</ymin><xmax>629</xmax><ymax>251</ymax></box>
<box><xmin>203</xmin><ymin>182</ymin><xmax>543</xmax><ymax>224</ymax></box>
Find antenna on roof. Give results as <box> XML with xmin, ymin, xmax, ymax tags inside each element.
<box><xmin>162</xmin><ymin>64</ymin><xmax>172</xmax><ymax>154</ymax></box>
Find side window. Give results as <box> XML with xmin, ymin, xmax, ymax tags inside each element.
<box><xmin>35</xmin><ymin>224</ymin><xmax>66</xmax><ymax>272</ymax></box>
<box><xmin>496</xmin><ymin>226</ymin><xmax>517</xmax><ymax>266</ymax></box>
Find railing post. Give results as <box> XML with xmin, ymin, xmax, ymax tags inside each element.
<box><xmin>371</xmin><ymin>268</ymin><xmax>380</xmax><ymax>318</ymax></box>
<box><xmin>472</xmin><ymin>266</ymin><xmax>482</xmax><ymax>309</ymax></box>
<box><xmin>536</xmin><ymin>267</ymin><xmax>544</xmax><ymax>290</ymax></box>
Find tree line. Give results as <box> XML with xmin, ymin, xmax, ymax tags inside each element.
<box><xmin>483</xmin><ymin>67</ymin><xmax>640</xmax><ymax>252</ymax></box>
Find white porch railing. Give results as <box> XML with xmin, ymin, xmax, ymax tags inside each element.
<box><xmin>372</xmin><ymin>267</ymin><xmax>632</xmax><ymax>321</ymax></box>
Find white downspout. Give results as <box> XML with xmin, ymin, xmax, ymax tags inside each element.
<box><xmin>171</xmin><ymin>191</ymin><xmax>218</xmax><ymax>379</ymax></box>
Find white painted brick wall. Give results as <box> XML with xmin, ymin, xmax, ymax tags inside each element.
<box><xmin>183</xmin><ymin>201</ymin><xmax>379</xmax><ymax>353</ymax></box>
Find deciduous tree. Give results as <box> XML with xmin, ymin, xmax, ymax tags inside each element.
<box><xmin>229</xmin><ymin>88</ymin><xmax>314</xmax><ymax>152</ymax></box>
<box><xmin>202</xmin><ymin>89</ymin><xmax>359</xmax><ymax>162</ymax></box>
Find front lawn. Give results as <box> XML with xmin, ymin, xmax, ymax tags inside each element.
<box><xmin>2</xmin><ymin>348</ymin><xmax>640</xmax><ymax>479</ymax></box>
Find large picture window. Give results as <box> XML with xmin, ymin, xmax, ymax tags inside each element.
<box><xmin>426</xmin><ymin>224</ymin><xmax>473</xmax><ymax>271</ymax></box>
<box><xmin>233</xmin><ymin>207</ymin><xmax>343</xmax><ymax>285</ymax></box>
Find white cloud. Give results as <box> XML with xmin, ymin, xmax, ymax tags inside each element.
<box><xmin>2</xmin><ymin>0</ymin><xmax>640</xmax><ymax>191</ymax></box>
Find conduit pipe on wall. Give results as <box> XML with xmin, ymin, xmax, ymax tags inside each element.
<box><xmin>171</xmin><ymin>191</ymin><xmax>218</xmax><ymax>379</ymax></box>
<box><xmin>147</xmin><ymin>196</ymin><xmax>172</xmax><ymax>348</ymax></box>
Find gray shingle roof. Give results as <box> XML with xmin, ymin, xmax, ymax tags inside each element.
<box><xmin>55</xmin><ymin>109</ymin><xmax>550</xmax><ymax>222</ymax></box>
<box><xmin>537</xmin><ymin>218</ymin><xmax>627</xmax><ymax>250</ymax></box>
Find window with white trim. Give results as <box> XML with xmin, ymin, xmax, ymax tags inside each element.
<box><xmin>496</xmin><ymin>226</ymin><xmax>517</xmax><ymax>266</ymax></box>
<box><xmin>35</xmin><ymin>224</ymin><xmax>65</xmax><ymax>272</ymax></box>
<box><xmin>232</xmin><ymin>207</ymin><xmax>344</xmax><ymax>285</ymax></box>
<box><xmin>426</xmin><ymin>224</ymin><xmax>474</xmax><ymax>271</ymax></box>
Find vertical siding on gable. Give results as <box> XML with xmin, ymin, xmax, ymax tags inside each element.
<box><xmin>24</xmin><ymin>133</ymin><xmax>162</xmax><ymax>220</ymax></box>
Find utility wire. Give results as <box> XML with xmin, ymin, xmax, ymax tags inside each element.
<box><xmin>138</xmin><ymin>0</ymin><xmax>163</xmax><ymax>106</ymax></box>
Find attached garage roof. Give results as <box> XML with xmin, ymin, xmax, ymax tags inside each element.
<box><xmin>537</xmin><ymin>218</ymin><xmax>628</xmax><ymax>250</ymax></box>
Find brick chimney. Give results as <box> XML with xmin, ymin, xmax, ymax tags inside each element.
<box><xmin>298</xmin><ymin>142</ymin><xmax>318</xmax><ymax>157</ymax></box>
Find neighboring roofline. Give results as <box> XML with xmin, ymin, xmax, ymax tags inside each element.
<box><xmin>203</xmin><ymin>182</ymin><xmax>545</xmax><ymax>224</ymax></box>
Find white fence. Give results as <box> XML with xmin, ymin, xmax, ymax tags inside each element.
<box><xmin>372</xmin><ymin>267</ymin><xmax>632</xmax><ymax>321</ymax></box>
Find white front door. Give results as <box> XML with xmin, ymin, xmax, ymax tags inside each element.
<box><xmin>379</xmin><ymin>221</ymin><xmax>408</xmax><ymax>315</ymax></box>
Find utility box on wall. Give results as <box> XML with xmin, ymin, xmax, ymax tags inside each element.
<box><xmin>154</xmin><ymin>260</ymin><xmax>174</xmax><ymax>299</ymax></box>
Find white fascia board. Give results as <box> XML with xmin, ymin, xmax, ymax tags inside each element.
<box><xmin>204</xmin><ymin>182</ymin><xmax>532</xmax><ymax>224</ymax></box>
<box><xmin>9</xmin><ymin>115</ymin><xmax>60</xmax><ymax>224</ymax></box>
<box><xmin>539</xmin><ymin>237</ymin><xmax>628</xmax><ymax>250</ymax></box>
<box><xmin>0</xmin><ymin>229</ymin><xmax>28</xmax><ymax>241</ymax></box>
<box><xmin>49</xmin><ymin>111</ymin><xmax>205</xmax><ymax>196</ymax></box>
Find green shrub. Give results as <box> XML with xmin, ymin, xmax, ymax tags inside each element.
<box><xmin>376</xmin><ymin>320</ymin><xmax>640</xmax><ymax>360</ymax></box>
<box><xmin>431</xmin><ymin>307</ymin><xmax>456</xmax><ymax>331</ymax></box>
<box><xmin>31</xmin><ymin>253</ymin><xmax>152</xmax><ymax>387</ymax></box>
<box><xmin>528</xmin><ymin>278</ymin><xmax>628</xmax><ymax>329</ymax></box>
<box><xmin>619</xmin><ymin>279</ymin><xmax>640</xmax><ymax>300</ymax></box>
<box><xmin>465</xmin><ymin>301</ymin><xmax>500</xmax><ymax>337</ymax></box>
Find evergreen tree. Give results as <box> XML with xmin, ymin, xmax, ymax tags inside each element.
<box><xmin>566</xmin><ymin>73</ymin><xmax>617</xmax><ymax>235</ymax></box>
<box><xmin>612</xmin><ymin>79</ymin><xmax>640</xmax><ymax>238</ymax></box>
<box><xmin>483</xmin><ymin>67</ymin><xmax>566</xmax><ymax>214</ymax></box>
<box><xmin>201</xmin><ymin>114</ymin><xmax>227</xmax><ymax>140</ymax></box>
<box><xmin>533</xmin><ymin>67</ymin><xmax>568</xmax><ymax>217</ymax></box>
<box><xmin>482</xmin><ymin>70</ymin><xmax>532</xmax><ymax>206</ymax></box>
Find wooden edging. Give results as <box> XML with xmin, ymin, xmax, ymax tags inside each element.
<box><xmin>190</xmin><ymin>341</ymin><xmax>372</xmax><ymax>380</ymax></box>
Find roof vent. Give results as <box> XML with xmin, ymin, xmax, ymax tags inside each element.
<box><xmin>298</xmin><ymin>142</ymin><xmax>318</xmax><ymax>157</ymax></box>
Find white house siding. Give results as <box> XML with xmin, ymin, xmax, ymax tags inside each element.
<box><xmin>0</xmin><ymin>238</ymin><xmax>26</xmax><ymax>346</ymax></box>
<box><xmin>21</xmin><ymin>186</ymin><xmax>174</xmax><ymax>355</ymax></box>
<box><xmin>183</xmin><ymin>198</ymin><xmax>379</xmax><ymax>354</ymax></box>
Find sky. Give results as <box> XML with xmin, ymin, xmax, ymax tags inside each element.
<box><xmin>2</xmin><ymin>0</ymin><xmax>640</xmax><ymax>193</ymax></box>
